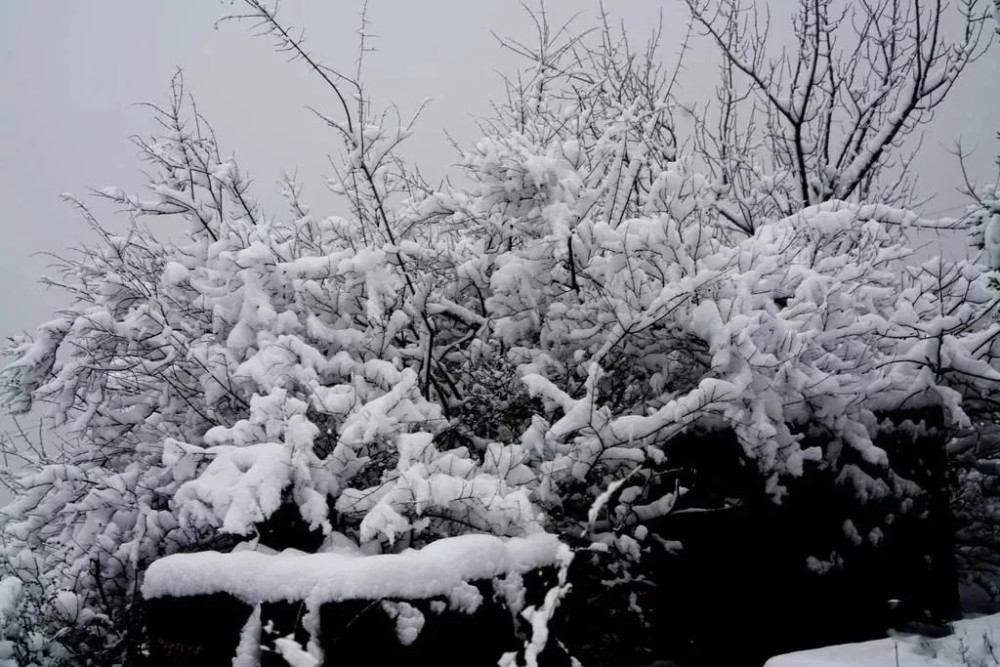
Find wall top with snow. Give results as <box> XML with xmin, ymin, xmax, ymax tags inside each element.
<box><xmin>141</xmin><ymin>532</ymin><xmax>567</xmax><ymax>606</ymax></box>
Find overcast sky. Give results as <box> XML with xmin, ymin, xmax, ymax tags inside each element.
<box><xmin>0</xmin><ymin>0</ymin><xmax>998</xmax><ymax>343</ymax></box>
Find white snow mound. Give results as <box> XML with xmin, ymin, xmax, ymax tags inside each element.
<box><xmin>142</xmin><ymin>533</ymin><xmax>565</xmax><ymax>606</ymax></box>
<box><xmin>765</xmin><ymin>613</ymin><xmax>1000</xmax><ymax>666</ymax></box>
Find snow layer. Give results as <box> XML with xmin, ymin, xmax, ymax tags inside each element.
<box><xmin>765</xmin><ymin>613</ymin><xmax>1000</xmax><ymax>666</ymax></box>
<box><xmin>141</xmin><ymin>533</ymin><xmax>565</xmax><ymax>606</ymax></box>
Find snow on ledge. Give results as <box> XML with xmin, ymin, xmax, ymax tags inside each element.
<box><xmin>142</xmin><ymin>533</ymin><xmax>566</xmax><ymax>605</ymax></box>
<box><xmin>764</xmin><ymin>612</ymin><xmax>1000</xmax><ymax>667</ymax></box>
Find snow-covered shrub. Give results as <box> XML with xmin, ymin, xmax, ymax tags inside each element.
<box><xmin>0</xmin><ymin>577</ymin><xmax>25</xmax><ymax>667</ymax></box>
<box><xmin>2</xmin><ymin>3</ymin><xmax>999</xmax><ymax>665</ymax></box>
<box><xmin>969</xmin><ymin>190</ymin><xmax>1000</xmax><ymax>274</ymax></box>
<box><xmin>0</xmin><ymin>76</ymin><xmax>268</xmax><ymax>662</ymax></box>
<box><xmin>951</xmin><ymin>149</ymin><xmax>1000</xmax><ymax>602</ymax></box>
<box><xmin>953</xmin><ymin>426</ymin><xmax>1000</xmax><ymax>600</ymax></box>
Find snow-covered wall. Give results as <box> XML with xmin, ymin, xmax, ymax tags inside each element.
<box><xmin>142</xmin><ymin>533</ymin><xmax>564</xmax><ymax>605</ymax></box>
<box><xmin>142</xmin><ymin>533</ymin><xmax>570</xmax><ymax>666</ymax></box>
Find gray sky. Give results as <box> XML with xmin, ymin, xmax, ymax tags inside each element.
<box><xmin>0</xmin><ymin>0</ymin><xmax>997</xmax><ymax>342</ymax></box>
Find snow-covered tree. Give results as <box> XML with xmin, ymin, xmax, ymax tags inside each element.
<box><xmin>950</xmin><ymin>128</ymin><xmax>1000</xmax><ymax>601</ymax></box>
<box><xmin>2</xmin><ymin>2</ymin><xmax>999</xmax><ymax>665</ymax></box>
<box><xmin>681</xmin><ymin>0</ymin><xmax>992</xmax><ymax>233</ymax></box>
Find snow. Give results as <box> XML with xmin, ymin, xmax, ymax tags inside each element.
<box><xmin>142</xmin><ymin>532</ymin><xmax>566</xmax><ymax>606</ymax></box>
<box><xmin>765</xmin><ymin>613</ymin><xmax>1000</xmax><ymax>666</ymax></box>
<box><xmin>162</xmin><ymin>261</ymin><xmax>189</xmax><ymax>285</ymax></box>
<box><xmin>273</xmin><ymin>635</ymin><xmax>319</xmax><ymax>667</ymax></box>
<box><xmin>0</xmin><ymin>578</ymin><xmax>19</xmax><ymax>627</ymax></box>
<box><xmin>6</xmin><ymin>10</ymin><xmax>1000</xmax><ymax>664</ymax></box>
<box><xmin>381</xmin><ymin>600</ymin><xmax>425</xmax><ymax>645</ymax></box>
<box><xmin>232</xmin><ymin>604</ymin><xmax>261</xmax><ymax>667</ymax></box>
